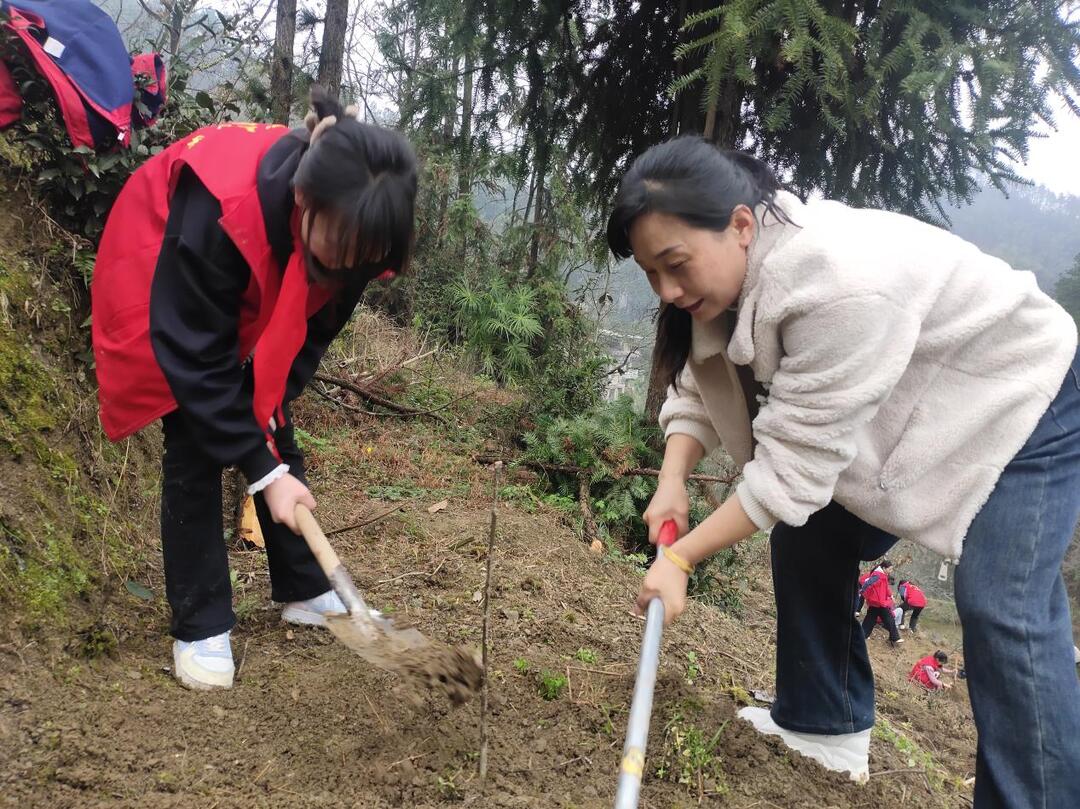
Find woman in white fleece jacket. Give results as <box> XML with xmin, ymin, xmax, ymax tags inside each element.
<box><xmin>607</xmin><ymin>137</ymin><xmax>1079</xmax><ymax>807</ymax></box>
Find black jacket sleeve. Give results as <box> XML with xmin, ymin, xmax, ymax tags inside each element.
<box><xmin>284</xmin><ymin>282</ymin><xmax>366</xmax><ymax>402</ymax></box>
<box><xmin>148</xmin><ymin>168</ymin><xmax>280</xmax><ymax>484</ymax></box>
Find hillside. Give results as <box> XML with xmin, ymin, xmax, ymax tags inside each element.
<box><xmin>0</xmin><ymin>182</ymin><xmax>985</xmax><ymax>808</ymax></box>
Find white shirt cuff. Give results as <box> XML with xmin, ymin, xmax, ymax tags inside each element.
<box><xmin>662</xmin><ymin>418</ymin><xmax>720</xmax><ymax>455</ymax></box>
<box><xmin>247</xmin><ymin>463</ymin><xmax>290</xmax><ymax>495</ymax></box>
<box><xmin>735</xmin><ymin>480</ymin><xmax>779</xmax><ymax>530</ymax></box>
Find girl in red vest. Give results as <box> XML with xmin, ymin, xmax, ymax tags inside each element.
<box><xmin>858</xmin><ymin>560</ymin><xmax>902</xmax><ymax>644</ymax></box>
<box><xmin>898</xmin><ymin>579</ymin><xmax>928</xmax><ymax>632</ymax></box>
<box><xmin>92</xmin><ymin>88</ymin><xmax>417</xmax><ymax>691</ymax></box>
<box><xmin>909</xmin><ymin>650</ymin><xmax>951</xmax><ymax>691</ymax></box>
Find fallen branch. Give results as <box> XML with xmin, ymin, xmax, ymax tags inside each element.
<box><xmin>312</xmin><ymin>373</ymin><xmax>447</xmax><ymax>423</ymax></box>
<box><xmin>325</xmin><ymin>502</ymin><xmax>406</xmax><ymax>537</ymax></box>
<box><xmin>476</xmin><ymin>456</ymin><xmax>739</xmax><ymax>486</ymax></box>
<box><xmin>479</xmin><ymin>461</ymin><xmax>502</xmax><ymax>786</ymax></box>
<box><xmin>870</xmin><ymin>767</ymin><xmax>924</xmax><ymax>778</ymax></box>
<box><xmin>310</xmin><ymin>383</ymin><xmax>369</xmax><ymax>419</ymax></box>
<box><xmin>374</xmin><ymin>559</ymin><xmax>446</xmax><ymax>586</ymax></box>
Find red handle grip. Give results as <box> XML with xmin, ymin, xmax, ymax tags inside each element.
<box><xmin>657</xmin><ymin>519</ymin><xmax>678</xmax><ymax>546</ymax></box>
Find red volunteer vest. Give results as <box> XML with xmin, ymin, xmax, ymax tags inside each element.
<box><xmin>909</xmin><ymin>654</ymin><xmax>942</xmax><ymax>689</ymax></box>
<box><xmin>92</xmin><ymin>122</ymin><xmax>333</xmax><ymax>454</ymax></box>
<box><xmin>863</xmin><ymin>569</ymin><xmax>893</xmax><ymax>608</ymax></box>
<box><xmin>901</xmin><ymin>583</ymin><xmax>927</xmax><ymax>608</ymax></box>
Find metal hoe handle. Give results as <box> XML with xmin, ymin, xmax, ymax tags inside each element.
<box><xmin>613</xmin><ymin>520</ymin><xmax>678</xmax><ymax>808</ymax></box>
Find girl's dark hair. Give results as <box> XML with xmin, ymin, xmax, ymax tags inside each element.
<box><xmin>606</xmin><ymin>136</ymin><xmax>792</xmax><ymax>389</ymax></box>
<box><xmin>295</xmin><ymin>86</ymin><xmax>417</xmax><ymax>286</ymax></box>
<box><xmin>934</xmin><ymin>651</ymin><xmax>949</xmax><ymax>664</ymax></box>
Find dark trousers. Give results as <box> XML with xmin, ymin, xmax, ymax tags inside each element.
<box><xmin>952</xmin><ymin>349</ymin><xmax>1080</xmax><ymax>809</ymax></box>
<box><xmin>863</xmin><ymin>605</ymin><xmax>901</xmax><ymax>642</ymax></box>
<box><xmin>770</xmin><ymin>501</ymin><xmax>898</xmax><ymax>734</ymax></box>
<box><xmin>900</xmin><ymin>603</ymin><xmax>923</xmax><ymax>630</ymax></box>
<box><xmin>161</xmin><ymin>412</ymin><xmax>330</xmax><ymax>641</ymax></box>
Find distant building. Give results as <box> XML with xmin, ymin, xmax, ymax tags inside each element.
<box><xmin>604</xmin><ymin>367</ymin><xmax>642</xmax><ymax>402</ymax></box>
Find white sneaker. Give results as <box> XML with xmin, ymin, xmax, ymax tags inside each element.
<box><xmin>173</xmin><ymin>631</ymin><xmax>234</xmax><ymax>690</ymax></box>
<box><xmin>737</xmin><ymin>706</ymin><xmax>870</xmax><ymax>783</ymax></box>
<box><xmin>282</xmin><ymin>589</ymin><xmax>349</xmax><ymax>627</ymax></box>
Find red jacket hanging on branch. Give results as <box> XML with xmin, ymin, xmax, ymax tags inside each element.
<box><xmin>92</xmin><ymin>122</ymin><xmax>357</xmax><ymax>481</ymax></box>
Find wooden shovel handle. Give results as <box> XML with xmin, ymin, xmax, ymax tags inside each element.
<box><xmin>294</xmin><ymin>505</ymin><xmax>372</xmax><ymax>618</ymax></box>
<box><xmin>294</xmin><ymin>504</ymin><xmax>341</xmax><ymax>578</ymax></box>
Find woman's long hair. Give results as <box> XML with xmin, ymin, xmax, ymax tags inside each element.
<box><xmin>606</xmin><ymin>137</ymin><xmax>792</xmax><ymax>389</ymax></box>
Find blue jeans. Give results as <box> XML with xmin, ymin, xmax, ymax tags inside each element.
<box><xmin>770</xmin><ymin>501</ymin><xmax>898</xmax><ymax>734</ymax></box>
<box><xmin>954</xmin><ymin>350</ymin><xmax>1080</xmax><ymax>809</ymax></box>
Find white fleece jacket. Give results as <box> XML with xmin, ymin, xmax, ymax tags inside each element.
<box><xmin>659</xmin><ymin>191</ymin><xmax>1077</xmax><ymax>559</ymax></box>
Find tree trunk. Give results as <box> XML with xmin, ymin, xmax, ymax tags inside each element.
<box><xmin>159</xmin><ymin>0</ymin><xmax>189</xmax><ymax>63</ymax></box>
<box><xmin>703</xmin><ymin>92</ymin><xmax>718</xmax><ymax>141</ymax></box>
<box><xmin>317</xmin><ymin>0</ymin><xmax>350</xmax><ymax>99</ymax></box>
<box><xmin>669</xmin><ymin>0</ymin><xmax>689</xmax><ymax>136</ymax></box>
<box><xmin>643</xmin><ymin>344</ymin><xmax>668</xmax><ymax>426</ymax></box>
<box><xmin>270</xmin><ymin>0</ymin><xmax>297</xmax><ymax>124</ymax></box>
<box><xmin>434</xmin><ymin>54</ymin><xmax>461</xmax><ymax>248</ymax></box>
<box><xmin>526</xmin><ymin>148</ymin><xmax>547</xmax><ymax>278</ymax></box>
<box><xmin>458</xmin><ymin>47</ymin><xmax>474</xmax><ymax>199</ymax></box>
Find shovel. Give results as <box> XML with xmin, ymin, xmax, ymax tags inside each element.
<box><xmin>614</xmin><ymin>519</ymin><xmax>678</xmax><ymax>809</ymax></box>
<box><xmin>294</xmin><ymin>504</ymin><xmax>482</xmax><ymax>704</ymax></box>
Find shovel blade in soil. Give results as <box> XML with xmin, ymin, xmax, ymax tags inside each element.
<box><xmin>325</xmin><ymin>613</ymin><xmax>483</xmax><ymax>705</ymax></box>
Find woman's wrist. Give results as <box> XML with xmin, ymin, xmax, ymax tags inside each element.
<box><xmin>657</xmin><ymin>469</ymin><xmax>688</xmax><ymax>486</ymax></box>
<box><xmin>658</xmin><ymin>434</ymin><xmax>705</xmax><ymax>484</ymax></box>
<box><xmin>670</xmin><ymin>495</ymin><xmax>757</xmax><ymax>566</ymax></box>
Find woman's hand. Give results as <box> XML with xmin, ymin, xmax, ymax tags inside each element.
<box><xmin>643</xmin><ymin>477</ymin><xmax>690</xmax><ymax>544</ymax></box>
<box><xmin>263</xmin><ymin>472</ymin><xmax>317</xmax><ymax>533</ymax></box>
<box><xmin>634</xmin><ymin>552</ymin><xmax>690</xmax><ymax>627</ymax></box>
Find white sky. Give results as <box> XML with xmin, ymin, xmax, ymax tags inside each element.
<box><xmin>1016</xmin><ymin>99</ymin><xmax>1080</xmax><ymax>196</ymax></box>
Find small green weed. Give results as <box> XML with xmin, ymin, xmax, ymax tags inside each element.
<box><xmin>366</xmin><ymin>483</ymin><xmax>426</xmax><ymax>501</ymax></box>
<box><xmin>656</xmin><ymin>706</ymin><xmax>729</xmax><ymax>796</ymax></box>
<box><xmin>574</xmin><ymin>648</ymin><xmax>598</xmax><ymax>665</ymax></box>
<box><xmin>685</xmin><ymin>651</ymin><xmax>701</xmax><ymax>684</ymax></box>
<box><xmin>537</xmin><ymin>670</ymin><xmax>569</xmax><ymax>701</ymax></box>
<box><xmin>436</xmin><ymin>767</ymin><xmax>464</xmax><ymax>801</ymax></box>
<box><xmin>873</xmin><ymin>716</ymin><xmax>943</xmax><ymax>788</ymax></box>
<box><xmin>513</xmin><ymin>657</ymin><xmax>530</xmax><ymax>674</ymax></box>
<box><xmin>293</xmin><ymin>427</ymin><xmax>330</xmax><ymax>452</ymax></box>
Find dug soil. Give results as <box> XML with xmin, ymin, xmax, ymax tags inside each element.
<box><xmin>0</xmin><ymin>416</ymin><xmax>977</xmax><ymax>808</ymax></box>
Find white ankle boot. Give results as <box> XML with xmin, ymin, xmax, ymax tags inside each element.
<box><xmin>737</xmin><ymin>706</ymin><xmax>870</xmax><ymax>783</ymax></box>
<box><xmin>173</xmin><ymin>631</ymin><xmax>234</xmax><ymax>690</ymax></box>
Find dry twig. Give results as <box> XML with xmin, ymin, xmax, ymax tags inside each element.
<box><xmin>325</xmin><ymin>502</ymin><xmax>406</xmax><ymax>537</ymax></box>
<box><xmin>478</xmin><ymin>461</ymin><xmax>502</xmax><ymax>785</ymax></box>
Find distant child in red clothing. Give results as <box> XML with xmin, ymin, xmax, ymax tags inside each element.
<box><xmin>898</xmin><ymin>579</ymin><xmax>928</xmax><ymax>632</ymax></box>
<box><xmin>859</xmin><ymin>560</ymin><xmax>902</xmax><ymax>644</ymax></box>
<box><xmin>910</xmin><ymin>650</ymin><xmax>953</xmax><ymax>691</ymax></box>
